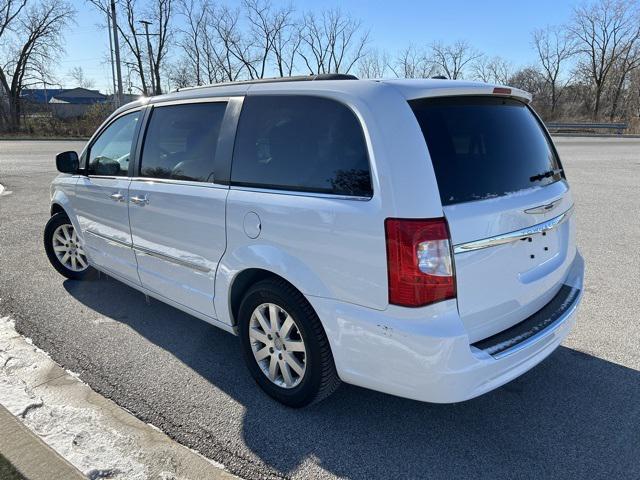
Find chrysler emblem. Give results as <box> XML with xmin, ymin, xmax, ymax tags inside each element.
<box><xmin>525</xmin><ymin>199</ymin><xmax>561</xmax><ymax>214</ymax></box>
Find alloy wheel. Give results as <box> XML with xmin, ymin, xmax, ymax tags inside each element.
<box><xmin>52</xmin><ymin>224</ymin><xmax>88</xmax><ymax>272</ymax></box>
<box><xmin>249</xmin><ymin>303</ymin><xmax>307</xmax><ymax>388</ymax></box>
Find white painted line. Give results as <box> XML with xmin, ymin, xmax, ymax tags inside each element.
<box><xmin>0</xmin><ymin>316</ymin><xmax>240</xmax><ymax>480</ymax></box>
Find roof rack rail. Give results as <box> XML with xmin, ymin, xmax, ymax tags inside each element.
<box><xmin>175</xmin><ymin>74</ymin><xmax>358</xmax><ymax>92</ymax></box>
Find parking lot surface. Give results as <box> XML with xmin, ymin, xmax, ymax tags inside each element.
<box><xmin>1</xmin><ymin>137</ymin><xmax>639</xmax><ymax>479</ymax></box>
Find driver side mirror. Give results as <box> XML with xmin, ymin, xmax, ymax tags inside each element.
<box><xmin>56</xmin><ymin>151</ymin><xmax>79</xmax><ymax>174</ymax></box>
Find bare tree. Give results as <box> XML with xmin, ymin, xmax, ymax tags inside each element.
<box><xmin>472</xmin><ymin>55</ymin><xmax>513</xmax><ymax>84</ymax></box>
<box><xmin>88</xmin><ymin>0</ymin><xmax>149</xmax><ymax>94</ymax></box>
<box><xmin>177</xmin><ymin>0</ymin><xmax>207</xmax><ymax>85</ymax></box>
<box><xmin>210</xmin><ymin>5</ymin><xmax>251</xmax><ymax>81</ymax></box>
<box><xmin>429</xmin><ymin>40</ymin><xmax>482</xmax><ymax>79</ymax></box>
<box><xmin>149</xmin><ymin>0</ymin><xmax>174</xmax><ymax>94</ymax></box>
<box><xmin>357</xmin><ymin>48</ymin><xmax>389</xmax><ymax>78</ymax></box>
<box><xmin>607</xmin><ymin>40</ymin><xmax>640</xmax><ymax>119</ymax></box>
<box><xmin>168</xmin><ymin>58</ymin><xmax>193</xmax><ymax>88</ymax></box>
<box><xmin>389</xmin><ymin>45</ymin><xmax>434</xmax><ymax>78</ymax></box>
<box><xmin>177</xmin><ymin>0</ymin><xmax>232</xmax><ymax>84</ymax></box>
<box><xmin>509</xmin><ymin>66</ymin><xmax>547</xmax><ymax>96</ymax></box>
<box><xmin>299</xmin><ymin>9</ymin><xmax>369</xmax><ymax>75</ymax></box>
<box><xmin>0</xmin><ymin>0</ymin><xmax>27</xmax><ymax>40</ymax></box>
<box><xmin>0</xmin><ymin>0</ymin><xmax>74</xmax><ymax>130</ymax></box>
<box><xmin>88</xmin><ymin>0</ymin><xmax>174</xmax><ymax>95</ymax></box>
<box><xmin>570</xmin><ymin>0</ymin><xmax>640</xmax><ymax>118</ymax></box>
<box><xmin>270</xmin><ymin>4</ymin><xmax>301</xmax><ymax>77</ymax></box>
<box><xmin>532</xmin><ymin>25</ymin><xmax>575</xmax><ymax>114</ymax></box>
<box><xmin>69</xmin><ymin>66</ymin><xmax>95</xmax><ymax>88</ymax></box>
<box><xmin>242</xmin><ymin>0</ymin><xmax>295</xmax><ymax>79</ymax></box>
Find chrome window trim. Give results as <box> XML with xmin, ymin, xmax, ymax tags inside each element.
<box><xmin>133</xmin><ymin>245</ymin><xmax>211</xmax><ymax>273</ymax></box>
<box><xmin>149</xmin><ymin>96</ymin><xmax>231</xmax><ymax>107</ymax></box>
<box><xmin>453</xmin><ymin>206</ymin><xmax>574</xmax><ymax>254</ymax></box>
<box><xmin>129</xmin><ymin>177</ymin><xmax>229</xmax><ymax>189</ymax></box>
<box><xmin>230</xmin><ymin>185</ymin><xmax>372</xmax><ymax>202</ymax></box>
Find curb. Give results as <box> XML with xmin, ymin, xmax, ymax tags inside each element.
<box><xmin>0</xmin><ymin>404</ymin><xmax>85</xmax><ymax>480</ymax></box>
<box><xmin>0</xmin><ymin>316</ymin><xmax>241</xmax><ymax>480</ymax></box>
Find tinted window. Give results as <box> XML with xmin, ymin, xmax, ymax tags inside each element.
<box><xmin>231</xmin><ymin>95</ymin><xmax>372</xmax><ymax>197</ymax></box>
<box><xmin>88</xmin><ymin>111</ymin><xmax>141</xmax><ymax>176</ymax></box>
<box><xmin>410</xmin><ymin>96</ymin><xmax>563</xmax><ymax>205</ymax></box>
<box><xmin>139</xmin><ymin>102</ymin><xmax>226</xmax><ymax>182</ymax></box>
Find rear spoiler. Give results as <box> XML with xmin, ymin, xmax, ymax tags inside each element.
<box><xmin>400</xmin><ymin>83</ymin><xmax>532</xmax><ymax>104</ymax></box>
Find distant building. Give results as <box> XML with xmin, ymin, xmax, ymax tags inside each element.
<box><xmin>21</xmin><ymin>88</ymin><xmax>66</xmax><ymax>104</ymax></box>
<box><xmin>22</xmin><ymin>87</ymin><xmax>109</xmax><ymax>119</ymax></box>
<box><xmin>49</xmin><ymin>88</ymin><xmax>108</xmax><ymax>105</ymax></box>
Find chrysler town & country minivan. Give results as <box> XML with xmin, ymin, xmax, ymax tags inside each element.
<box><xmin>45</xmin><ymin>75</ymin><xmax>584</xmax><ymax>407</ymax></box>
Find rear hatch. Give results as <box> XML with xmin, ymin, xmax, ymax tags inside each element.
<box><xmin>410</xmin><ymin>95</ymin><xmax>577</xmax><ymax>342</ymax></box>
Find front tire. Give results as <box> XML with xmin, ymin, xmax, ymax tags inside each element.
<box><xmin>44</xmin><ymin>212</ymin><xmax>94</xmax><ymax>280</ymax></box>
<box><xmin>238</xmin><ymin>278</ymin><xmax>340</xmax><ymax>407</ymax></box>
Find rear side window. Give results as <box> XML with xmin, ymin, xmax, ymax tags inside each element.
<box><xmin>231</xmin><ymin>95</ymin><xmax>372</xmax><ymax>197</ymax></box>
<box><xmin>139</xmin><ymin>102</ymin><xmax>227</xmax><ymax>182</ymax></box>
<box><xmin>409</xmin><ymin>96</ymin><xmax>563</xmax><ymax>205</ymax></box>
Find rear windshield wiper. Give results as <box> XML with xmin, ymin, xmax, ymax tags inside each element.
<box><xmin>530</xmin><ymin>168</ymin><xmax>563</xmax><ymax>183</ymax></box>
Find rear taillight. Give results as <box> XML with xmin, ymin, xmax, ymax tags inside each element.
<box><xmin>385</xmin><ymin>218</ymin><xmax>456</xmax><ymax>307</ymax></box>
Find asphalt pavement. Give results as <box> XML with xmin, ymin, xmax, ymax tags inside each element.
<box><xmin>0</xmin><ymin>137</ymin><xmax>639</xmax><ymax>479</ymax></box>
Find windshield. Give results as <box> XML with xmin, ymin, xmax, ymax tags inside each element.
<box><xmin>409</xmin><ymin>96</ymin><xmax>563</xmax><ymax>206</ymax></box>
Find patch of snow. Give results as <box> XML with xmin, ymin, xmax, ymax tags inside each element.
<box><xmin>0</xmin><ymin>314</ymin><xmax>234</xmax><ymax>480</ymax></box>
<box><xmin>1</xmin><ymin>316</ymin><xmax>148</xmax><ymax>479</ymax></box>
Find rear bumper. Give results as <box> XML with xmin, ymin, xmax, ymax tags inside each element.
<box><xmin>307</xmin><ymin>251</ymin><xmax>584</xmax><ymax>403</ymax></box>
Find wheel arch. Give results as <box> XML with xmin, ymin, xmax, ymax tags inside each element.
<box><xmin>51</xmin><ymin>202</ymin><xmax>66</xmax><ymax>216</ymax></box>
<box><xmin>50</xmin><ymin>189</ymin><xmax>84</xmax><ymax>243</ymax></box>
<box><xmin>215</xmin><ymin>244</ymin><xmax>335</xmax><ymax>329</ymax></box>
<box><xmin>227</xmin><ymin>268</ymin><xmax>308</xmax><ymax>328</ymax></box>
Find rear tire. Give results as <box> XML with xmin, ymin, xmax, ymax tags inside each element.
<box><xmin>44</xmin><ymin>212</ymin><xmax>95</xmax><ymax>280</ymax></box>
<box><xmin>238</xmin><ymin>278</ymin><xmax>340</xmax><ymax>407</ymax></box>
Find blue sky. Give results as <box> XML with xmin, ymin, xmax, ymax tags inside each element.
<box><xmin>61</xmin><ymin>0</ymin><xmax>577</xmax><ymax>92</ymax></box>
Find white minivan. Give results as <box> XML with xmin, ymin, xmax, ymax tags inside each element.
<box><xmin>45</xmin><ymin>75</ymin><xmax>584</xmax><ymax>407</ymax></box>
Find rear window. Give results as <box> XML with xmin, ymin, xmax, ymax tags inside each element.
<box><xmin>231</xmin><ymin>95</ymin><xmax>372</xmax><ymax>197</ymax></box>
<box><xmin>409</xmin><ymin>96</ymin><xmax>563</xmax><ymax>205</ymax></box>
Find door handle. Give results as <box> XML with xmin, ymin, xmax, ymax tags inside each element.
<box><xmin>109</xmin><ymin>192</ymin><xmax>125</xmax><ymax>202</ymax></box>
<box><xmin>130</xmin><ymin>195</ymin><xmax>149</xmax><ymax>206</ymax></box>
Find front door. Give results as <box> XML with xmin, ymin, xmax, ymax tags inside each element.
<box><xmin>75</xmin><ymin>110</ymin><xmax>143</xmax><ymax>284</ymax></box>
<box><xmin>128</xmin><ymin>101</ymin><xmax>229</xmax><ymax>317</ymax></box>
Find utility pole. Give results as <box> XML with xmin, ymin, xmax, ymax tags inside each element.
<box><xmin>139</xmin><ymin>20</ymin><xmax>155</xmax><ymax>96</ymax></box>
<box><xmin>110</xmin><ymin>0</ymin><xmax>124</xmax><ymax>107</ymax></box>
<box><xmin>107</xmin><ymin>11</ymin><xmax>117</xmax><ymax>107</ymax></box>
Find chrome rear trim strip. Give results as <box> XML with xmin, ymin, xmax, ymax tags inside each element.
<box><xmin>453</xmin><ymin>206</ymin><xmax>573</xmax><ymax>254</ymax></box>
